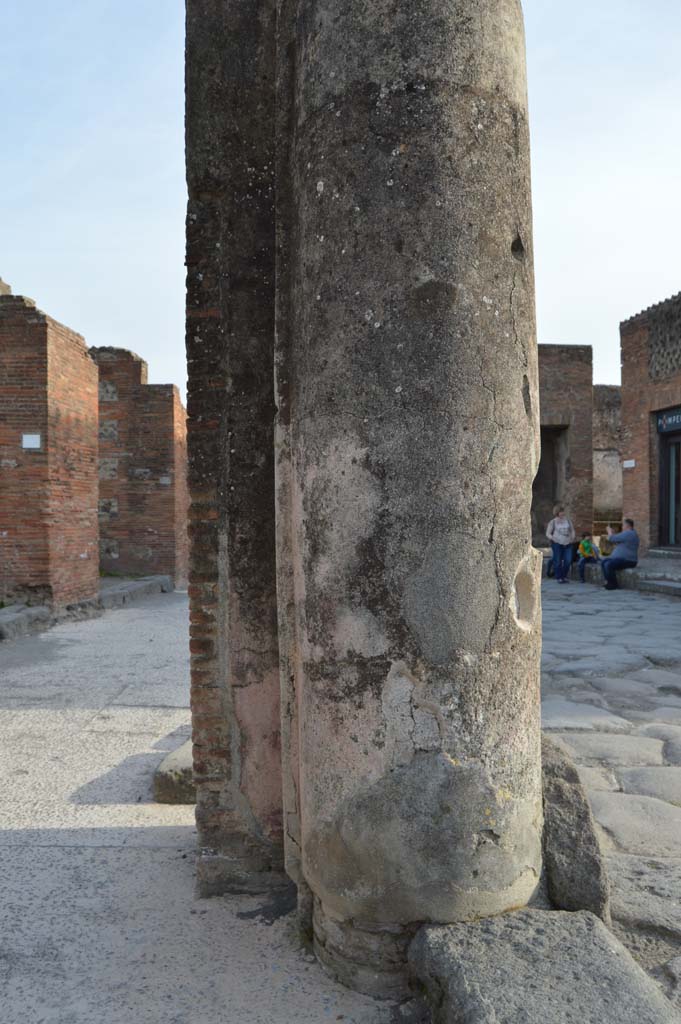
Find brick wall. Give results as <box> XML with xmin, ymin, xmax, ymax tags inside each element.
<box><xmin>533</xmin><ymin>344</ymin><xmax>594</xmax><ymax>540</ymax></box>
<box><xmin>621</xmin><ymin>293</ymin><xmax>681</xmax><ymax>552</ymax></box>
<box><xmin>186</xmin><ymin>0</ymin><xmax>284</xmax><ymax>892</ymax></box>
<box><xmin>90</xmin><ymin>347</ymin><xmax>189</xmax><ymax>585</ymax></box>
<box><xmin>0</xmin><ymin>294</ymin><xmax>99</xmax><ymax>606</ymax></box>
<box><xmin>592</xmin><ymin>385</ymin><xmax>622</xmax><ymax>522</ymax></box>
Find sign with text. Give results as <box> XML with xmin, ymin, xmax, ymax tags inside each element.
<box><xmin>657</xmin><ymin>408</ymin><xmax>681</xmax><ymax>435</ymax></box>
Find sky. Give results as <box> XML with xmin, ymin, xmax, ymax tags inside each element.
<box><xmin>1</xmin><ymin>1</ymin><xmax>680</xmax><ymax>393</ymax></box>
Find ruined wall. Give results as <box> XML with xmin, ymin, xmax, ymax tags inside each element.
<box><xmin>534</xmin><ymin>345</ymin><xmax>593</xmax><ymax>540</ymax></box>
<box><xmin>592</xmin><ymin>385</ymin><xmax>622</xmax><ymax>524</ymax></box>
<box><xmin>90</xmin><ymin>347</ymin><xmax>189</xmax><ymax>585</ymax></box>
<box><xmin>621</xmin><ymin>293</ymin><xmax>681</xmax><ymax>552</ymax></box>
<box><xmin>0</xmin><ymin>294</ymin><xmax>99</xmax><ymax>606</ymax></box>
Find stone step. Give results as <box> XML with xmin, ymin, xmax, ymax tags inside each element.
<box><xmin>637</xmin><ymin>579</ymin><xmax>681</xmax><ymax>598</ymax></box>
<box><xmin>647</xmin><ymin>547</ymin><xmax>681</xmax><ymax>560</ymax></box>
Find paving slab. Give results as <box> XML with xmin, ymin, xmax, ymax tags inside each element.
<box><xmin>409</xmin><ymin>910</ymin><xmax>678</xmax><ymax>1024</ymax></box>
<box><xmin>591</xmin><ymin>676</ymin><xmax>660</xmax><ymax>699</ymax></box>
<box><xmin>636</xmin><ymin>724</ymin><xmax>681</xmax><ymax>765</ymax></box>
<box><xmin>608</xmin><ymin>855</ymin><xmax>681</xmax><ymax>943</ymax></box>
<box><xmin>542</xmin><ymin>699</ymin><xmax>632</xmax><ymax>733</ymax></box>
<box><xmin>578</xmin><ymin>766</ymin><xmax>619</xmax><ymax>791</ymax></box>
<box><xmin>617</xmin><ymin>768</ymin><xmax>681</xmax><ymax>806</ymax></box>
<box><xmin>550</xmin><ymin>653</ymin><xmax>651</xmax><ymax>676</ymax></box>
<box><xmin>590</xmin><ymin>792</ymin><xmax>681</xmax><ymax>857</ymax></box>
<box><xmin>555</xmin><ymin>733</ymin><xmax>665</xmax><ymax>767</ymax></box>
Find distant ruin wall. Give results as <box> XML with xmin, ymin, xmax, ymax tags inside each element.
<box><xmin>90</xmin><ymin>347</ymin><xmax>189</xmax><ymax>585</ymax></box>
<box><xmin>534</xmin><ymin>345</ymin><xmax>593</xmax><ymax>540</ymax></box>
<box><xmin>0</xmin><ymin>295</ymin><xmax>99</xmax><ymax>606</ymax></box>
<box><xmin>592</xmin><ymin>385</ymin><xmax>622</xmax><ymax>522</ymax></box>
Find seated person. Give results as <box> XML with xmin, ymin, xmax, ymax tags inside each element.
<box><xmin>601</xmin><ymin>519</ymin><xmax>640</xmax><ymax>591</ymax></box>
<box><xmin>577</xmin><ymin>532</ymin><xmax>600</xmax><ymax>583</ymax></box>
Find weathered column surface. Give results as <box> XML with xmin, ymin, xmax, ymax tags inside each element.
<box><xmin>185</xmin><ymin>0</ymin><xmax>284</xmax><ymax>894</ymax></box>
<box><xmin>280</xmin><ymin>0</ymin><xmax>543</xmax><ymax>995</ymax></box>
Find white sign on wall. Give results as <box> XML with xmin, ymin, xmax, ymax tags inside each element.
<box><xmin>22</xmin><ymin>434</ymin><xmax>41</xmax><ymax>450</ymax></box>
<box><xmin>622</xmin><ymin>459</ymin><xmax>636</xmax><ymax>470</ymax></box>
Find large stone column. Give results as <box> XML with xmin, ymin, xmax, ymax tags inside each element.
<box><xmin>185</xmin><ymin>0</ymin><xmax>284</xmax><ymax>894</ymax></box>
<box><xmin>279</xmin><ymin>0</ymin><xmax>543</xmax><ymax>995</ymax></box>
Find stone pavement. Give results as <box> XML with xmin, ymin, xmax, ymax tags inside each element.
<box><xmin>0</xmin><ymin>592</ymin><xmax>398</xmax><ymax>1024</ymax></box>
<box><xmin>541</xmin><ymin>579</ymin><xmax>681</xmax><ymax>1006</ymax></box>
<box><xmin>2</xmin><ymin>583</ymin><xmax>680</xmax><ymax>1021</ymax></box>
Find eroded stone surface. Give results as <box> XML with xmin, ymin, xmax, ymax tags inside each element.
<box><xmin>617</xmin><ymin>768</ymin><xmax>681</xmax><ymax>806</ymax></box>
<box><xmin>409</xmin><ymin>910</ymin><xmax>679</xmax><ymax>1024</ymax></box>
<box><xmin>542</xmin><ymin>698</ymin><xmax>632</xmax><ymax>733</ymax></box>
<box><xmin>590</xmin><ymin>792</ymin><xmax>681</xmax><ymax>857</ymax></box>
<box><xmin>276</xmin><ymin>0</ymin><xmax>543</xmax><ymax>993</ymax></box>
<box><xmin>153</xmin><ymin>739</ymin><xmax>196</xmax><ymax>805</ymax></box>
<box><xmin>542</xmin><ymin>736</ymin><xmax>610</xmax><ymax>921</ymax></box>
<box><xmin>556</xmin><ymin>733</ymin><xmax>665</xmax><ymax>767</ymax></box>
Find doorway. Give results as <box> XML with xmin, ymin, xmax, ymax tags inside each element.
<box><xmin>661</xmin><ymin>433</ymin><xmax>681</xmax><ymax>547</ymax></box>
<box><xmin>532</xmin><ymin>426</ymin><xmax>569</xmax><ymax>545</ymax></box>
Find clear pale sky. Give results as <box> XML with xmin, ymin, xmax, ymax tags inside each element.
<box><xmin>1</xmin><ymin>1</ymin><xmax>680</xmax><ymax>394</ymax></box>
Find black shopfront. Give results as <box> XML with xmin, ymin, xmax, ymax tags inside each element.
<box><xmin>658</xmin><ymin>407</ymin><xmax>681</xmax><ymax>547</ymax></box>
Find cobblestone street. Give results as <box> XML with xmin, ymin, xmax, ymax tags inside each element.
<box><xmin>542</xmin><ymin>579</ymin><xmax>681</xmax><ymax>1003</ymax></box>
<box><xmin>1</xmin><ymin>586</ymin><xmax>680</xmax><ymax>1020</ymax></box>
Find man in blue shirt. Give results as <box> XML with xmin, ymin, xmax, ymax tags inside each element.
<box><xmin>601</xmin><ymin>519</ymin><xmax>640</xmax><ymax>591</ymax></box>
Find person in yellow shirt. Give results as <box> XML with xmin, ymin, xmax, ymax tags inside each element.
<box><xmin>577</xmin><ymin>532</ymin><xmax>600</xmax><ymax>583</ymax></box>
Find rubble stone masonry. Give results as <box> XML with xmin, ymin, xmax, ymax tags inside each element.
<box><xmin>0</xmin><ymin>294</ymin><xmax>99</xmax><ymax>606</ymax></box>
<box><xmin>90</xmin><ymin>347</ymin><xmax>189</xmax><ymax>586</ymax></box>
<box><xmin>621</xmin><ymin>293</ymin><xmax>681</xmax><ymax>552</ymax></box>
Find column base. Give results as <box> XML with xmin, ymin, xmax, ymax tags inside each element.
<box><xmin>313</xmin><ymin>898</ymin><xmax>417</xmax><ymax>1000</ymax></box>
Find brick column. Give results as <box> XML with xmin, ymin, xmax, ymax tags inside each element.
<box><xmin>185</xmin><ymin>0</ymin><xmax>284</xmax><ymax>894</ymax></box>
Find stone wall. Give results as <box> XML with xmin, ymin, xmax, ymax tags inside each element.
<box><xmin>534</xmin><ymin>344</ymin><xmax>594</xmax><ymax>541</ymax></box>
<box><xmin>592</xmin><ymin>385</ymin><xmax>622</xmax><ymax>523</ymax></box>
<box><xmin>0</xmin><ymin>293</ymin><xmax>99</xmax><ymax>607</ymax></box>
<box><xmin>621</xmin><ymin>293</ymin><xmax>681</xmax><ymax>552</ymax></box>
<box><xmin>90</xmin><ymin>347</ymin><xmax>189</xmax><ymax>586</ymax></box>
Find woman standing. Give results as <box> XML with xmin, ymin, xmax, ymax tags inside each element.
<box><xmin>546</xmin><ymin>505</ymin><xmax>576</xmax><ymax>584</ymax></box>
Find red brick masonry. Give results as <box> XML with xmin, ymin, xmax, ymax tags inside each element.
<box><xmin>0</xmin><ymin>295</ymin><xmax>99</xmax><ymax>606</ymax></box>
<box><xmin>621</xmin><ymin>293</ymin><xmax>681</xmax><ymax>552</ymax></box>
<box><xmin>90</xmin><ymin>347</ymin><xmax>189</xmax><ymax>586</ymax></box>
<box><xmin>534</xmin><ymin>344</ymin><xmax>594</xmax><ymax>539</ymax></box>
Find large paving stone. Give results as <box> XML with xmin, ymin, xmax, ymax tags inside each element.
<box><xmin>632</xmin><ymin>669</ymin><xmax>681</xmax><ymax>696</ymax></box>
<box><xmin>409</xmin><ymin>910</ymin><xmax>678</xmax><ymax>1024</ymax></box>
<box><xmin>631</xmin><ymin>707</ymin><xmax>681</xmax><ymax>726</ymax></box>
<box><xmin>556</xmin><ymin>733</ymin><xmax>665</xmax><ymax>767</ymax></box>
<box><xmin>542</xmin><ymin>736</ymin><xmax>610</xmax><ymax>921</ymax></box>
<box><xmin>608</xmin><ymin>855</ymin><xmax>681</xmax><ymax>942</ymax></box>
<box><xmin>590</xmin><ymin>792</ymin><xmax>681</xmax><ymax>857</ymax></box>
<box><xmin>578</xmin><ymin>766</ymin><xmax>618</xmax><ymax>791</ymax></box>
<box><xmin>591</xmin><ymin>676</ymin><xmax>659</xmax><ymax>699</ymax></box>
<box><xmin>542</xmin><ymin>699</ymin><xmax>632</xmax><ymax>733</ymax></box>
<box><xmin>637</xmin><ymin>724</ymin><xmax>681</xmax><ymax>765</ymax></box>
<box><xmin>617</xmin><ymin>768</ymin><xmax>681</xmax><ymax>806</ymax></box>
<box><xmin>551</xmin><ymin>653</ymin><xmax>651</xmax><ymax>676</ymax></box>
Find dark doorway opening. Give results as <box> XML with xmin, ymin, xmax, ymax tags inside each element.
<box><xmin>532</xmin><ymin>426</ymin><xmax>569</xmax><ymax>546</ymax></box>
<box><xmin>660</xmin><ymin>432</ymin><xmax>681</xmax><ymax>547</ymax></box>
